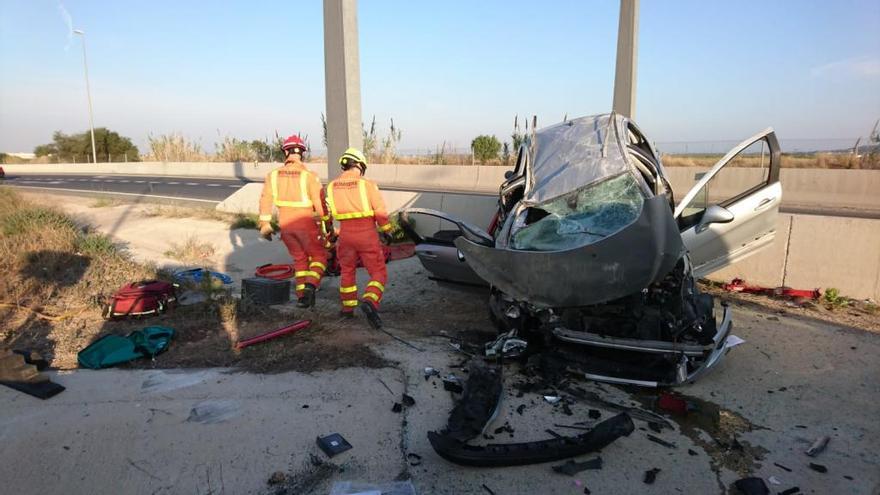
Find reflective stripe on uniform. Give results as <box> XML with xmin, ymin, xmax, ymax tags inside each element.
<box><xmin>342</xmin><ymin>300</ymin><xmax>359</xmax><ymax>307</ymax></box>
<box><xmin>327</xmin><ymin>180</ymin><xmax>375</xmax><ymax>220</ymax></box>
<box><xmin>259</xmin><ymin>214</ymin><xmax>273</xmax><ymax>221</ymax></box>
<box><xmin>295</xmin><ymin>270</ymin><xmax>319</xmax><ymax>279</ymax></box>
<box><xmin>271</xmin><ymin>169</ymin><xmax>313</xmax><ymax>208</ymax></box>
<box><xmin>339</xmin><ymin>285</ymin><xmax>358</xmax><ymax>293</ymax></box>
<box><xmin>310</xmin><ymin>261</ymin><xmax>326</xmax><ymax>271</ymax></box>
<box><xmin>362</xmin><ymin>292</ymin><xmax>379</xmax><ymax>302</ymax></box>
<box><xmin>367</xmin><ymin>281</ymin><xmax>385</xmax><ymax>292</ymax></box>
<box><xmin>295</xmin><ymin>284</ymin><xmax>306</xmax><ymax>291</ymax></box>
<box><xmin>378</xmin><ymin>223</ymin><xmax>393</xmax><ymax>232</ymax></box>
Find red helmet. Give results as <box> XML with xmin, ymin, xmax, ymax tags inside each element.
<box><xmin>281</xmin><ymin>135</ymin><xmax>308</xmax><ymax>154</ymax></box>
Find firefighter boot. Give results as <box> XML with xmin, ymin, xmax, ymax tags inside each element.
<box><xmin>359</xmin><ymin>300</ymin><xmax>383</xmax><ymax>329</ymax></box>
<box><xmin>296</xmin><ymin>284</ymin><xmax>316</xmax><ymax>308</ymax></box>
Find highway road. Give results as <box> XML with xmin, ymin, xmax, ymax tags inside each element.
<box><xmin>3</xmin><ymin>172</ymin><xmax>878</xmax><ymax>219</ymax></box>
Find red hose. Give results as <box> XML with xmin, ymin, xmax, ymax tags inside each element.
<box><xmin>235</xmin><ymin>320</ymin><xmax>311</xmax><ymax>349</ymax></box>
<box><xmin>255</xmin><ymin>264</ymin><xmax>294</xmax><ymax>280</ymax></box>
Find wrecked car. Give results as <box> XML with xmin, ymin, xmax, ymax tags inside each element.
<box><xmin>401</xmin><ymin>113</ymin><xmax>782</xmax><ymax>386</ymax></box>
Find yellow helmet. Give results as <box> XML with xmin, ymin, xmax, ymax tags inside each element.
<box><xmin>339</xmin><ymin>147</ymin><xmax>367</xmax><ymax>173</ymax></box>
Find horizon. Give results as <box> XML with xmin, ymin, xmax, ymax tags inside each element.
<box><xmin>1</xmin><ymin>0</ymin><xmax>879</xmax><ymax>155</ymax></box>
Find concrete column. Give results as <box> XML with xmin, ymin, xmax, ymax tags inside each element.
<box><xmin>323</xmin><ymin>0</ymin><xmax>363</xmax><ymax>180</ymax></box>
<box><xmin>612</xmin><ymin>0</ymin><xmax>639</xmax><ymax>119</ymax></box>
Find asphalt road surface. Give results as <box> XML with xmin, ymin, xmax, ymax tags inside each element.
<box><xmin>3</xmin><ymin>172</ymin><xmax>878</xmax><ymax>218</ymax></box>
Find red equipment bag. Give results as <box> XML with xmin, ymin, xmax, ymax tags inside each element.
<box><xmin>102</xmin><ymin>280</ymin><xmax>178</xmax><ymax>320</ymax></box>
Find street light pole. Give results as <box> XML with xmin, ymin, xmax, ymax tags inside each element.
<box><xmin>74</xmin><ymin>29</ymin><xmax>98</xmax><ymax>164</ymax></box>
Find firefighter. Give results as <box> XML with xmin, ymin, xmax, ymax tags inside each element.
<box><xmin>258</xmin><ymin>135</ymin><xmax>330</xmax><ymax>308</ymax></box>
<box><xmin>326</xmin><ymin>147</ymin><xmax>393</xmax><ymax>328</ymax></box>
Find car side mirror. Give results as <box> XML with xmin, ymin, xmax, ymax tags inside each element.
<box><xmin>504</xmin><ymin>170</ymin><xmax>514</xmax><ymax>179</ymax></box>
<box><xmin>697</xmin><ymin>204</ymin><xmax>734</xmax><ymax>232</ymax></box>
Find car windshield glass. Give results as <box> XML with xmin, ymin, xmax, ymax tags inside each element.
<box><xmin>511</xmin><ymin>173</ymin><xmax>644</xmax><ymax>251</ymax></box>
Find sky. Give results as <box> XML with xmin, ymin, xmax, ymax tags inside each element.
<box><xmin>1</xmin><ymin>0</ymin><xmax>879</xmax><ymax>155</ymax></box>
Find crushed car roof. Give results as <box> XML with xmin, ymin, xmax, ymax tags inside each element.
<box><xmin>524</xmin><ymin>113</ymin><xmax>632</xmax><ymax>206</ymax></box>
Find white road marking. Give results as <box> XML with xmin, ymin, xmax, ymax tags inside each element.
<box><xmin>228</xmin><ymin>185</ymin><xmax>240</xmax><ymax>188</ymax></box>
<box><xmin>185</xmin><ymin>182</ymin><xmax>199</xmax><ymax>186</ymax></box>
<box><xmin>207</xmin><ymin>183</ymin><xmax>220</xmax><ymax>187</ymax></box>
<box><xmin>103</xmin><ymin>180</ymin><xmax>116</xmax><ymax>183</ymax></box>
<box><xmin>134</xmin><ymin>180</ymin><xmax>145</xmax><ymax>183</ymax></box>
<box><xmin>167</xmin><ymin>182</ymin><xmax>180</xmax><ymax>185</ymax></box>
<box><xmin>118</xmin><ymin>180</ymin><xmax>130</xmax><ymax>183</ymax></box>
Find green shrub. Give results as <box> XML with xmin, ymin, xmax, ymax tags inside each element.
<box><xmin>471</xmin><ymin>135</ymin><xmax>502</xmax><ymax>164</ymax></box>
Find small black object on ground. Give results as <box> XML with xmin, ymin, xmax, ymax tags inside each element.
<box><xmin>588</xmin><ymin>409</ymin><xmax>601</xmax><ymax>419</ymax></box>
<box><xmin>443</xmin><ymin>375</ymin><xmax>464</xmax><ymax>393</ymax></box>
<box><xmin>316</xmin><ymin>433</ymin><xmax>352</xmax><ymax>458</ymax></box>
<box><xmin>646</xmin><ymin>433</ymin><xmax>676</xmax><ymax>449</ymax></box>
<box><xmin>643</xmin><ymin>467</ymin><xmax>661</xmax><ymax>484</ymax></box>
<box><xmin>241</xmin><ymin>277</ymin><xmax>290</xmax><ymax>305</ymax></box>
<box><xmin>551</xmin><ymin>456</ymin><xmax>603</xmax><ymax>476</ymax></box>
<box><xmin>732</xmin><ymin>477</ymin><xmax>769</xmax><ymax>495</ymax></box>
<box><xmin>808</xmin><ymin>462</ymin><xmax>828</xmax><ymax>473</ymax></box>
<box><xmin>406</xmin><ymin>453</ymin><xmax>422</xmax><ymax>466</ymax></box>
<box><xmin>773</xmin><ymin>462</ymin><xmax>792</xmax><ymax>472</ymax></box>
<box><xmin>392</xmin><ymin>402</ymin><xmax>403</xmax><ymax>413</ymax></box>
<box><xmin>778</xmin><ymin>487</ymin><xmax>801</xmax><ymax>495</ymax></box>
<box><xmin>402</xmin><ymin>394</ymin><xmax>416</xmax><ymax>407</ymax></box>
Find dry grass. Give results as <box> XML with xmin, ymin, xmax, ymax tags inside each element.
<box><xmin>90</xmin><ymin>197</ymin><xmax>123</xmax><ymax>208</ymax></box>
<box><xmin>163</xmin><ymin>236</ymin><xmax>216</xmax><ymax>264</ymax></box>
<box><xmin>662</xmin><ymin>152</ymin><xmax>880</xmax><ymax>169</ymax></box>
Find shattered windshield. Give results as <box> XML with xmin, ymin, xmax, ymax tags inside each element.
<box><xmin>511</xmin><ymin>173</ymin><xmax>644</xmax><ymax>251</ymax></box>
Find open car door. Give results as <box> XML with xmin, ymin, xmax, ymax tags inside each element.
<box><xmin>674</xmin><ymin>128</ymin><xmax>782</xmax><ymax>278</ymax></box>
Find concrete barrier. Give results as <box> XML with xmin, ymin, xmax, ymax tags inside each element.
<box><xmin>6</xmin><ymin>162</ymin><xmax>878</xmax><ymax>212</ymax></box>
<box><xmin>217</xmin><ymin>183</ymin><xmax>879</xmax><ymax>300</ymax></box>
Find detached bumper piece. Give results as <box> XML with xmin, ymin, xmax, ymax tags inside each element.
<box><xmin>427</xmin><ymin>412</ymin><xmax>634</xmax><ymax>467</ymax></box>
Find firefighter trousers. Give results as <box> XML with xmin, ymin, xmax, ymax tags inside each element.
<box><xmin>280</xmin><ymin>221</ymin><xmax>327</xmax><ymax>298</ymax></box>
<box><xmin>337</xmin><ymin>222</ymin><xmax>387</xmax><ymax>312</ymax></box>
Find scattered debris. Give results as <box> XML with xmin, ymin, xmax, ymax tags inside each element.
<box><xmin>424</xmin><ymin>367</ymin><xmax>440</xmax><ymax>380</ymax></box>
<box><xmin>442</xmin><ymin>374</ymin><xmax>464</xmax><ymax>394</ymax></box>
<box><xmin>808</xmin><ymin>462</ymin><xmax>828</xmax><ymax>473</ymax></box>
<box><xmin>402</xmin><ymin>394</ymin><xmax>416</xmax><ymax>407</ymax></box>
<box><xmin>493</xmin><ymin>423</ymin><xmax>514</xmax><ymax>436</ymax></box>
<box><xmin>551</xmin><ymin>457</ymin><xmax>603</xmax><ymax>476</ymax></box>
<box><xmin>0</xmin><ymin>349</ymin><xmax>65</xmax><ymax>399</ymax></box>
<box><xmin>234</xmin><ymin>320</ymin><xmax>311</xmax><ymax>349</ymax></box>
<box><xmin>374</xmin><ymin>324</ymin><xmax>424</xmax><ymax>351</ymax></box>
<box><xmin>77</xmin><ymin>326</ymin><xmax>175</xmax><ymax>369</ymax></box>
<box><xmin>392</xmin><ymin>403</ymin><xmax>403</xmax><ymax>413</ymax></box>
<box><xmin>778</xmin><ymin>487</ymin><xmax>801</xmax><ymax>495</ymax></box>
<box><xmin>588</xmin><ymin>409</ymin><xmax>602</xmax><ymax>419</ymax></box>
<box><xmin>643</xmin><ymin>468</ymin><xmax>661</xmax><ymax>484</ymax></box>
<box><xmin>329</xmin><ymin>480</ymin><xmax>416</xmax><ymax>495</ymax></box>
<box><xmin>406</xmin><ymin>453</ymin><xmax>422</xmax><ymax>466</ymax></box>
<box><xmin>554</xmin><ymin>423</ymin><xmax>593</xmax><ymax>431</ymax></box>
<box><xmin>687</xmin><ymin>449</ymin><xmax>699</xmax><ymax>456</ymax></box>
<box><xmin>544</xmin><ymin>395</ymin><xmax>562</xmax><ymax>404</ymax></box>
<box><xmin>646</xmin><ymin>433</ymin><xmax>676</xmax><ymax>449</ymax></box>
<box><xmin>805</xmin><ymin>435</ymin><xmax>830</xmax><ymax>457</ymax></box>
<box><xmin>481</xmin><ymin>484</ymin><xmax>496</xmax><ymax>495</ymax></box>
<box><xmin>316</xmin><ymin>433</ymin><xmax>353</xmax><ymax>458</ymax></box>
<box><xmin>768</xmin><ymin>475</ymin><xmax>782</xmax><ymax>485</ymax></box>
<box><xmin>428</xmin><ymin>413</ymin><xmax>634</xmax><ymax>467</ymax></box>
<box><xmin>773</xmin><ymin>462</ymin><xmax>793</xmax><ymax>472</ymax></box>
<box><xmin>545</xmin><ymin>429</ymin><xmax>562</xmax><ymax>438</ymax></box>
<box><xmin>564</xmin><ymin>386</ymin><xmax>672</xmax><ymax>429</ymax></box>
<box><xmin>440</xmin><ymin>363</ymin><xmax>503</xmax><ymax>442</ymax></box>
<box><xmin>516</xmin><ymin>404</ymin><xmax>526</xmax><ymax>415</ymax></box>
<box><xmin>732</xmin><ymin>477</ymin><xmax>769</xmax><ymax>495</ymax></box>
<box><xmin>723</xmin><ymin>278</ymin><xmax>820</xmax><ymax>300</ymax></box>
<box><xmin>267</xmin><ymin>471</ymin><xmax>286</xmax><ymax>485</ymax></box>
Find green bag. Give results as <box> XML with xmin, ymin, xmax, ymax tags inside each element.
<box><xmin>77</xmin><ymin>326</ymin><xmax>175</xmax><ymax>369</ymax></box>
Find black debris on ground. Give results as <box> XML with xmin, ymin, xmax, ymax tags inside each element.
<box><xmin>402</xmin><ymin>394</ymin><xmax>416</xmax><ymax>407</ymax></box>
<box><xmin>643</xmin><ymin>468</ymin><xmax>661</xmax><ymax>484</ymax></box>
<box><xmin>687</xmin><ymin>449</ymin><xmax>699</xmax><ymax>456</ymax></box>
<box><xmin>481</xmin><ymin>483</ymin><xmax>496</xmax><ymax>495</ymax></box>
<box><xmin>516</xmin><ymin>404</ymin><xmax>526</xmax><ymax>415</ymax></box>
<box><xmin>493</xmin><ymin>422</ymin><xmax>515</xmax><ymax>437</ymax></box>
<box><xmin>588</xmin><ymin>409</ymin><xmax>602</xmax><ymax>419</ymax></box>
<box><xmin>315</xmin><ymin>433</ymin><xmax>352</xmax><ymax>458</ymax></box>
<box><xmin>732</xmin><ymin>477</ymin><xmax>769</xmax><ymax>495</ymax></box>
<box><xmin>406</xmin><ymin>453</ymin><xmax>422</xmax><ymax>467</ymax></box>
<box><xmin>778</xmin><ymin>487</ymin><xmax>801</xmax><ymax>495</ymax></box>
<box><xmin>544</xmin><ymin>429</ymin><xmax>562</xmax><ymax>438</ymax></box>
<box><xmin>646</xmin><ymin>433</ymin><xmax>676</xmax><ymax>449</ymax></box>
<box><xmin>442</xmin><ymin>375</ymin><xmax>464</xmax><ymax>394</ymax></box>
<box><xmin>648</xmin><ymin>422</ymin><xmax>663</xmax><ymax>433</ymax></box>
<box><xmin>808</xmin><ymin>463</ymin><xmax>828</xmax><ymax>473</ymax></box>
<box><xmin>551</xmin><ymin>457</ymin><xmax>603</xmax><ymax>476</ymax></box>
<box><xmin>441</xmin><ymin>363</ymin><xmax>502</xmax><ymax>442</ymax></box>
<box><xmin>773</xmin><ymin>462</ymin><xmax>792</xmax><ymax>472</ymax></box>
<box><xmin>392</xmin><ymin>402</ymin><xmax>403</xmax><ymax>413</ymax></box>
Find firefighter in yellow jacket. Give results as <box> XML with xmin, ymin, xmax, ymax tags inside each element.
<box><xmin>259</xmin><ymin>135</ymin><xmax>330</xmax><ymax>308</ymax></box>
<box><xmin>326</xmin><ymin>148</ymin><xmax>392</xmax><ymax>328</ymax></box>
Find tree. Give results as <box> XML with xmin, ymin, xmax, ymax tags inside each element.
<box><xmin>33</xmin><ymin>128</ymin><xmax>139</xmax><ymax>162</ymax></box>
<box><xmin>471</xmin><ymin>135</ymin><xmax>501</xmax><ymax>165</ymax></box>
